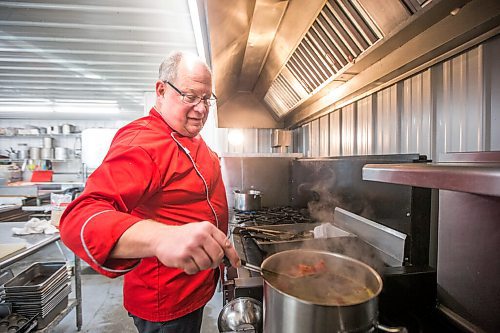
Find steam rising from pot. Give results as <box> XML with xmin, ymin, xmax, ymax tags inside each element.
<box><xmin>295</xmin><ymin>171</ymin><xmax>382</xmax><ymax>273</ymax></box>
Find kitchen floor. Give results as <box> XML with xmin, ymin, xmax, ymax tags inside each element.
<box><xmin>53</xmin><ymin>267</ymin><xmax>222</xmax><ymax>333</ymax></box>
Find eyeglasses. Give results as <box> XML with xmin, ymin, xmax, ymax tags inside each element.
<box><xmin>164</xmin><ymin>81</ymin><xmax>217</xmax><ymax>107</ymax></box>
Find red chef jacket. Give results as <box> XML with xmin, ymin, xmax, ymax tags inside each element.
<box><xmin>59</xmin><ymin>108</ymin><xmax>228</xmax><ymax>322</ymax></box>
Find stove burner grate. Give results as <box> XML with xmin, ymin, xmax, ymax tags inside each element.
<box><xmin>232</xmin><ymin>207</ymin><xmax>312</xmax><ymax>226</ymax></box>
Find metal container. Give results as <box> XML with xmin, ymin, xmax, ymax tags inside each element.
<box><xmin>49</xmin><ymin>125</ymin><xmax>61</xmax><ymax>134</ymax></box>
<box><xmin>41</xmin><ymin>147</ymin><xmax>54</xmax><ymax>160</ymax></box>
<box><xmin>54</xmin><ymin>147</ymin><xmax>68</xmax><ymax>160</ymax></box>
<box><xmin>43</xmin><ymin>137</ymin><xmax>54</xmax><ymax>148</ymax></box>
<box><xmin>4</xmin><ymin>262</ymin><xmax>67</xmax><ymax>291</ymax></box>
<box><xmin>17</xmin><ymin>144</ymin><xmax>29</xmax><ymax>159</ymax></box>
<box><xmin>262</xmin><ymin>250</ymin><xmax>406</xmax><ymax>333</ymax></box>
<box><xmin>218</xmin><ymin>297</ymin><xmax>262</xmax><ymax>332</ymax></box>
<box><xmin>234</xmin><ymin>189</ymin><xmax>262</xmax><ymax>211</ymax></box>
<box><xmin>29</xmin><ymin>147</ymin><xmax>41</xmax><ymax>160</ymax></box>
<box><xmin>62</xmin><ymin>123</ymin><xmax>76</xmax><ymax>134</ymax></box>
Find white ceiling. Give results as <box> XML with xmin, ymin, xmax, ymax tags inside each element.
<box><xmin>0</xmin><ymin>0</ymin><xmax>201</xmax><ymax>120</ymax></box>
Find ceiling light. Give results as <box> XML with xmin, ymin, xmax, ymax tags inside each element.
<box><xmin>188</xmin><ymin>0</ymin><xmax>207</xmax><ymax>61</ymax></box>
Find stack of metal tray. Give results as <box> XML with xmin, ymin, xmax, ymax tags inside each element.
<box><xmin>3</xmin><ymin>262</ymin><xmax>70</xmax><ymax>328</ymax></box>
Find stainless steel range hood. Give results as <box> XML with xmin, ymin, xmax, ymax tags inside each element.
<box><xmin>206</xmin><ymin>0</ymin><xmax>499</xmax><ymax>128</ymax></box>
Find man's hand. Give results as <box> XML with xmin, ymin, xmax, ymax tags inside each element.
<box><xmin>111</xmin><ymin>220</ymin><xmax>240</xmax><ymax>275</ymax></box>
<box><xmin>153</xmin><ymin>221</ymin><xmax>239</xmax><ymax>274</ymax></box>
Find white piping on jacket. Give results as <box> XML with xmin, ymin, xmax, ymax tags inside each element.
<box><xmin>80</xmin><ymin>210</ymin><xmax>139</xmax><ymax>273</ymax></box>
<box><xmin>170</xmin><ymin>132</ymin><xmax>220</xmax><ymax>229</ymax></box>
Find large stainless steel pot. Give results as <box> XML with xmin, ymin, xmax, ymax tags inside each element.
<box><xmin>234</xmin><ymin>189</ymin><xmax>262</xmax><ymax>211</ymax></box>
<box><xmin>262</xmin><ymin>249</ymin><xmax>406</xmax><ymax>333</ymax></box>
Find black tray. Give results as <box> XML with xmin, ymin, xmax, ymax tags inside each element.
<box><xmin>0</xmin><ymin>313</ymin><xmax>37</xmax><ymax>333</ymax></box>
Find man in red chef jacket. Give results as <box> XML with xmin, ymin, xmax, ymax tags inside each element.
<box><xmin>59</xmin><ymin>51</ymin><xmax>240</xmax><ymax>333</ymax></box>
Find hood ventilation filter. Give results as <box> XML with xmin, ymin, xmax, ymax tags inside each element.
<box><xmin>265</xmin><ymin>0</ymin><xmax>382</xmax><ymax>117</ymax></box>
<box><xmin>401</xmin><ymin>0</ymin><xmax>432</xmax><ymax>15</ymax></box>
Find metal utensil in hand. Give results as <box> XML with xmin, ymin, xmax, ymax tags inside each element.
<box><xmin>239</xmin><ymin>259</ymin><xmax>297</xmax><ymax>279</ymax></box>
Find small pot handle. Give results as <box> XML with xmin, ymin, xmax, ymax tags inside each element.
<box><xmin>376</xmin><ymin>323</ymin><xmax>408</xmax><ymax>333</ymax></box>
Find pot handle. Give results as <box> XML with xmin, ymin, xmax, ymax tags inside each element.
<box><xmin>375</xmin><ymin>323</ymin><xmax>408</xmax><ymax>333</ymax></box>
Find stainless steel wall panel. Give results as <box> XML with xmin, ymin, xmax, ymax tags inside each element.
<box><xmin>257</xmin><ymin>129</ymin><xmax>272</xmax><ymax>153</ymax></box>
<box><xmin>375</xmin><ymin>85</ymin><xmax>399</xmax><ymax>154</ymax></box>
<box><xmin>243</xmin><ymin>128</ymin><xmax>259</xmax><ymax>153</ymax></box>
<box><xmin>227</xmin><ymin>128</ymin><xmax>243</xmax><ymax>154</ymax></box>
<box><xmin>293</xmin><ymin>126</ymin><xmax>304</xmax><ymax>154</ymax></box>
<box><xmin>291</xmin><ymin>34</ymin><xmax>499</xmax><ymax>161</ymax></box>
<box><xmin>310</xmin><ymin>119</ymin><xmax>320</xmax><ymax>157</ymax></box>
<box><xmin>401</xmin><ymin>69</ymin><xmax>432</xmax><ymax>156</ymax></box>
<box><xmin>219</xmin><ymin>128</ymin><xmax>259</xmax><ymax>154</ymax></box>
<box><xmin>329</xmin><ymin>110</ymin><xmax>342</xmax><ymax>156</ymax></box>
<box><xmin>215</xmin><ymin>128</ymin><xmax>229</xmax><ymax>154</ymax></box>
<box><xmin>356</xmin><ymin>96</ymin><xmax>373</xmax><ymax>155</ymax></box>
<box><xmin>436</xmin><ymin>46</ymin><xmax>485</xmax><ymax>159</ymax></box>
<box><xmin>290</xmin><ymin>154</ymin><xmax>425</xmax><ymax>242</ymax></box>
<box><xmin>302</xmin><ymin>123</ymin><xmax>311</xmax><ymax>157</ymax></box>
<box><xmin>221</xmin><ymin>157</ymin><xmax>295</xmax><ymax>208</ymax></box>
<box><xmin>341</xmin><ymin>103</ymin><xmax>356</xmax><ymax>156</ymax></box>
<box><xmin>484</xmin><ymin>36</ymin><xmax>500</xmax><ymax>151</ymax></box>
<box><xmin>319</xmin><ymin>114</ymin><xmax>330</xmax><ymax>157</ymax></box>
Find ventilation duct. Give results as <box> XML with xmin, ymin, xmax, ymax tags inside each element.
<box><xmin>264</xmin><ymin>0</ymin><xmax>383</xmax><ymax>117</ymax></box>
<box><xmin>209</xmin><ymin>0</ymin><xmax>496</xmax><ymax>128</ymax></box>
<box><xmin>400</xmin><ymin>0</ymin><xmax>432</xmax><ymax>14</ymax></box>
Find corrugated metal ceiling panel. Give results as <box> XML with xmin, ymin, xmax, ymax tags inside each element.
<box><xmin>0</xmin><ymin>0</ymin><xmax>199</xmax><ymax>119</ymax></box>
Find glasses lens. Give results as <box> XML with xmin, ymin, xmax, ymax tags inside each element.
<box><xmin>182</xmin><ymin>95</ymin><xmax>199</xmax><ymax>104</ymax></box>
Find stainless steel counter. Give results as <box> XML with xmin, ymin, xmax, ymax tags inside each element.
<box><xmin>0</xmin><ymin>223</ymin><xmax>63</xmax><ymax>269</ymax></box>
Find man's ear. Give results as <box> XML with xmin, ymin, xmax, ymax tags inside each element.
<box><xmin>155</xmin><ymin>80</ymin><xmax>165</xmax><ymax>97</ymax></box>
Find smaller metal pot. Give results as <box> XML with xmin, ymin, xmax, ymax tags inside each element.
<box><xmin>62</xmin><ymin>124</ymin><xmax>76</xmax><ymax>134</ymax></box>
<box><xmin>43</xmin><ymin>137</ymin><xmax>54</xmax><ymax>148</ymax></box>
<box><xmin>234</xmin><ymin>189</ymin><xmax>262</xmax><ymax>211</ymax></box>
<box><xmin>29</xmin><ymin>147</ymin><xmax>41</xmax><ymax>160</ymax></box>
<box><xmin>54</xmin><ymin>147</ymin><xmax>68</xmax><ymax>160</ymax></box>
<box><xmin>218</xmin><ymin>297</ymin><xmax>262</xmax><ymax>332</ymax></box>
<box><xmin>17</xmin><ymin>144</ymin><xmax>29</xmax><ymax>159</ymax></box>
<box><xmin>41</xmin><ymin>147</ymin><xmax>54</xmax><ymax>160</ymax></box>
<box><xmin>49</xmin><ymin>125</ymin><xmax>61</xmax><ymax>134</ymax></box>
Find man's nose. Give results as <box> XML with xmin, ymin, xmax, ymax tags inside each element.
<box><xmin>193</xmin><ymin>100</ymin><xmax>208</xmax><ymax>113</ymax></box>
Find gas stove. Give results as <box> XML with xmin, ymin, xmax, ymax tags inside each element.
<box><xmin>231</xmin><ymin>206</ymin><xmax>313</xmax><ymax>226</ymax></box>
<box><xmin>223</xmin><ymin>207</ymin><xmax>462</xmax><ymax>333</ymax></box>
<box><xmin>229</xmin><ymin>207</ymin><xmax>314</xmax><ymax>276</ymax></box>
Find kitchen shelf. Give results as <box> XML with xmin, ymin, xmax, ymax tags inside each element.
<box><xmin>362</xmin><ymin>162</ymin><xmax>500</xmax><ymax>197</ymax></box>
<box><xmin>0</xmin><ymin>222</ymin><xmax>82</xmax><ymax>331</ymax></box>
<box><xmin>37</xmin><ymin>299</ymin><xmax>77</xmax><ymax>332</ymax></box>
